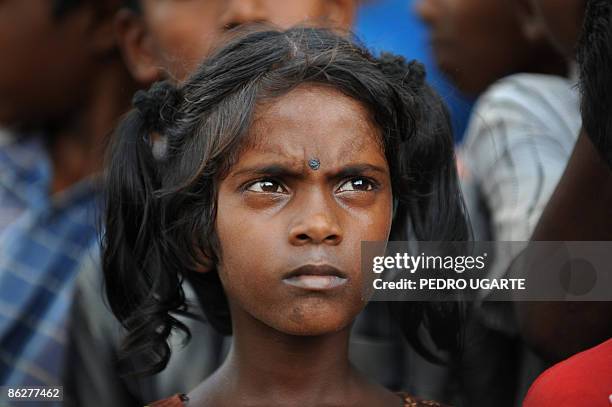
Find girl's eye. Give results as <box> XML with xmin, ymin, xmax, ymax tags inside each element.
<box><xmin>337</xmin><ymin>178</ymin><xmax>376</xmax><ymax>193</ymax></box>
<box><xmin>246</xmin><ymin>180</ymin><xmax>287</xmax><ymax>194</ymax></box>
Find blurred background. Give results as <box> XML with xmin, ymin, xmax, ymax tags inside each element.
<box><xmin>356</xmin><ymin>0</ymin><xmax>473</xmax><ymax>142</ymax></box>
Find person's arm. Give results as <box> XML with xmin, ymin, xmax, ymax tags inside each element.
<box><xmin>516</xmin><ymin>0</ymin><xmax>612</xmax><ymax>363</ymax></box>
<box><xmin>531</xmin><ymin>130</ymin><xmax>612</xmax><ymax>241</ymax></box>
<box><xmin>515</xmin><ymin>130</ymin><xmax>612</xmax><ymax>363</ymax></box>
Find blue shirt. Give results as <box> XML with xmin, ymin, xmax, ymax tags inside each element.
<box><xmin>0</xmin><ymin>135</ymin><xmax>99</xmax><ymax>387</ymax></box>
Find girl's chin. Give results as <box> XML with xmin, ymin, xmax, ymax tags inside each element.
<box><xmin>266</xmin><ymin>315</ymin><xmax>355</xmax><ymax>337</ymax></box>
<box><xmin>276</xmin><ymin>324</ymin><xmax>349</xmax><ymax>337</ymax></box>
<box><xmin>245</xmin><ymin>298</ymin><xmax>367</xmax><ymax>336</ymax></box>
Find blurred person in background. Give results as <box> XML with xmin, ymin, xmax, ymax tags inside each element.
<box><xmin>516</xmin><ymin>0</ymin><xmax>612</xmax><ymax>374</ymax></box>
<box><xmin>522</xmin><ymin>1</ymin><xmax>612</xmax><ymax>404</ymax></box>
<box><xmin>0</xmin><ymin>0</ymin><xmax>133</xmax><ymax>392</ymax></box>
<box><xmin>63</xmin><ymin>2</ymin><xmax>405</xmax><ymax>406</ymax></box>
<box><xmin>0</xmin><ymin>128</ymin><xmax>15</xmax><ymax>228</ymax></box>
<box><xmin>356</xmin><ymin>0</ymin><xmax>475</xmax><ymax>143</ymax></box>
<box><xmin>416</xmin><ymin>0</ymin><xmax>576</xmax><ymax>406</ymax></box>
<box><xmin>416</xmin><ymin>0</ymin><xmax>567</xmax><ymax>98</ymax></box>
<box><xmin>115</xmin><ymin>0</ymin><xmax>356</xmax><ymax>84</ymax></box>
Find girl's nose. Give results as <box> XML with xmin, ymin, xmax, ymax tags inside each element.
<box><xmin>288</xmin><ymin>202</ymin><xmax>343</xmax><ymax>246</ymax></box>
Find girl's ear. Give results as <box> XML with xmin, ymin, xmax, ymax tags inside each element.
<box><xmin>115</xmin><ymin>9</ymin><xmax>163</xmax><ymax>86</ymax></box>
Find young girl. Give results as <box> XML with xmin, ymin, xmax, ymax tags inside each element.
<box><xmin>103</xmin><ymin>27</ymin><xmax>467</xmax><ymax>406</ymax></box>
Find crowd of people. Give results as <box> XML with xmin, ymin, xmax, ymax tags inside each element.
<box><xmin>0</xmin><ymin>0</ymin><xmax>610</xmax><ymax>406</ymax></box>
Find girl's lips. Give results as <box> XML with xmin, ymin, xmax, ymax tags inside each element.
<box><xmin>283</xmin><ymin>275</ymin><xmax>348</xmax><ymax>290</ymax></box>
<box><xmin>282</xmin><ymin>264</ymin><xmax>348</xmax><ymax>290</ymax></box>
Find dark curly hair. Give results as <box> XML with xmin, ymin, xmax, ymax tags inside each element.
<box><xmin>103</xmin><ymin>27</ymin><xmax>468</xmax><ymax>376</ymax></box>
<box><xmin>578</xmin><ymin>0</ymin><xmax>612</xmax><ymax>168</ymax></box>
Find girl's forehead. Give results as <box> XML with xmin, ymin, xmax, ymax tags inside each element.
<box><xmin>244</xmin><ymin>84</ymin><xmax>384</xmax><ymax>159</ymax></box>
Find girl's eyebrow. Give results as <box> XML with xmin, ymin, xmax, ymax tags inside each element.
<box><xmin>230</xmin><ymin>163</ymin><xmax>304</xmax><ymax>179</ymax></box>
<box><xmin>331</xmin><ymin>164</ymin><xmax>389</xmax><ymax>179</ymax></box>
<box><xmin>230</xmin><ymin>163</ymin><xmax>388</xmax><ymax>179</ymax></box>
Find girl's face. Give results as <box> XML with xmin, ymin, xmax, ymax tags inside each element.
<box><xmin>215</xmin><ymin>85</ymin><xmax>393</xmax><ymax>336</ymax></box>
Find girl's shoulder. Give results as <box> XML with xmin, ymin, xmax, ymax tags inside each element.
<box><xmin>397</xmin><ymin>392</ymin><xmax>450</xmax><ymax>407</ymax></box>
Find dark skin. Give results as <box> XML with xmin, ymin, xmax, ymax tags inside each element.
<box><xmin>115</xmin><ymin>0</ymin><xmax>357</xmax><ymax>84</ymax></box>
<box><xmin>415</xmin><ymin>0</ymin><xmax>566</xmax><ymax>96</ymax></box>
<box><xmin>529</xmin><ymin>0</ymin><xmax>586</xmax><ymax>58</ymax></box>
<box><xmin>188</xmin><ymin>85</ymin><xmax>402</xmax><ymax>406</ymax></box>
<box><xmin>518</xmin><ymin>132</ymin><xmax>612</xmax><ymax>362</ymax></box>
<box><xmin>515</xmin><ymin>1</ymin><xmax>612</xmax><ymax>362</ymax></box>
<box><xmin>0</xmin><ymin>0</ymin><xmax>133</xmax><ymax>193</ymax></box>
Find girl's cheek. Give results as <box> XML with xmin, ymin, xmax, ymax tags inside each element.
<box><xmin>342</xmin><ymin>192</ymin><xmax>392</xmax><ymax>229</ymax></box>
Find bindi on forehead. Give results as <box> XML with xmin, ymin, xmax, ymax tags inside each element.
<box><xmin>308</xmin><ymin>158</ymin><xmax>321</xmax><ymax>171</ymax></box>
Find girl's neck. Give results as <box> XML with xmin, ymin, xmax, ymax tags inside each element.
<box><xmin>190</xmin><ymin>310</ymin><xmax>395</xmax><ymax>406</ymax></box>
